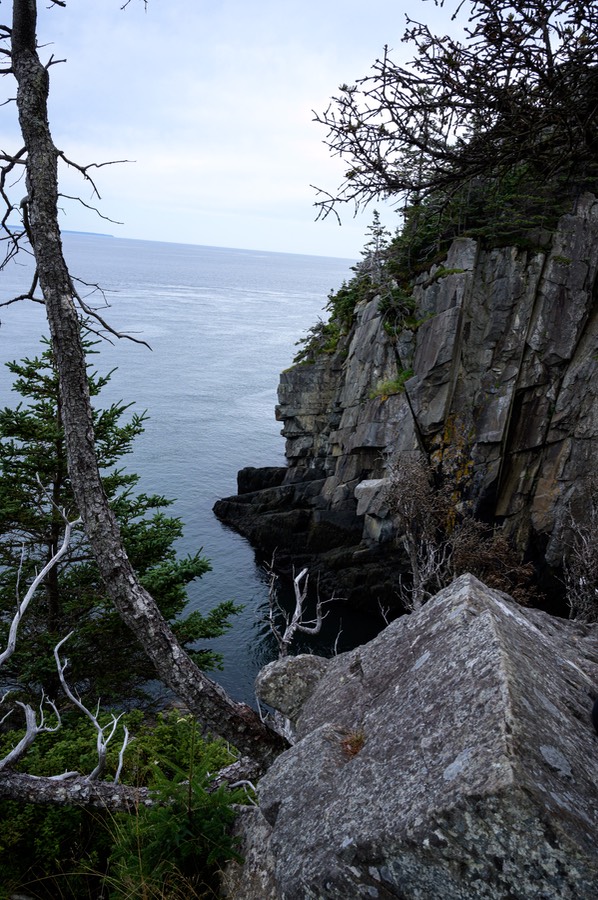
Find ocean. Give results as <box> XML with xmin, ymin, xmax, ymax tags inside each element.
<box><xmin>0</xmin><ymin>232</ymin><xmax>380</xmax><ymax>704</ymax></box>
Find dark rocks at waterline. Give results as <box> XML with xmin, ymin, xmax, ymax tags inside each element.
<box><xmin>213</xmin><ymin>470</ymin><xmax>405</xmax><ymax>611</ymax></box>
<box><xmin>237</xmin><ymin>466</ymin><xmax>289</xmax><ymax>495</ymax></box>
<box><xmin>221</xmin><ymin>574</ymin><xmax>598</xmax><ymax>900</ymax></box>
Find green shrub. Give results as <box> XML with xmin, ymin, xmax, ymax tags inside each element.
<box><xmin>107</xmin><ymin>764</ymin><xmax>243</xmax><ymax>897</ymax></box>
<box><xmin>0</xmin><ymin>711</ymin><xmax>243</xmax><ymax>898</ymax></box>
<box><xmin>293</xmin><ymin>318</ymin><xmax>343</xmax><ymax>363</ymax></box>
<box><xmin>369</xmin><ymin>370</ymin><xmax>414</xmax><ymax>400</ymax></box>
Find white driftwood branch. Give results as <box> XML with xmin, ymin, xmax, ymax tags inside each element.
<box><xmin>0</xmin><ymin>511</ymin><xmax>80</xmax><ymax>773</ymax></box>
<box><xmin>54</xmin><ymin>632</ymin><xmax>127</xmax><ymax>781</ymax></box>
<box><xmin>0</xmin><ymin>693</ymin><xmax>61</xmax><ymax>772</ymax></box>
<box><xmin>114</xmin><ymin>725</ymin><xmax>129</xmax><ymax>785</ymax></box>
<box><xmin>0</xmin><ymin>504</ymin><xmax>129</xmax><ymax>785</ymax></box>
<box><xmin>266</xmin><ymin>561</ymin><xmax>332</xmax><ymax>657</ymax></box>
<box><xmin>0</xmin><ymin>514</ymin><xmax>81</xmax><ymax>667</ymax></box>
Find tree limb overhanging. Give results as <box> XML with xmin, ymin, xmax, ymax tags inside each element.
<box><xmin>314</xmin><ymin>0</ymin><xmax>598</xmax><ymax>219</ymax></box>
<box><xmin>7</xmin><ymin>0</ymin><xmax>287</xmax><ymax>771</ymax></box>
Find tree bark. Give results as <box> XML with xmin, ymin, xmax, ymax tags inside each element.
<box><xmin>0</xmin><ymin>769</ymin><xmax>151</xmax><ymax>812</ymax></box>
<box><xmin>9</xmin><ymin>0</ymin><xmax>287</xmax><ymax>770</ymax></box>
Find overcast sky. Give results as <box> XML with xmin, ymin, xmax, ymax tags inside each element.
<box><xmin>5</xmin><ymin>0</ymin><xmax>452</xmax><ymax>258</ymax></box>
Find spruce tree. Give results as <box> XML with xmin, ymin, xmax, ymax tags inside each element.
<box><xmin>0</xmin><ymin>337</ymin><xmax>239</xmax><ymax>707</ymax></box>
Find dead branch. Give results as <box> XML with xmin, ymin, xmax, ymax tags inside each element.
<box><xmin>386</xmin><ymin>451</ymin><xmax>537</xmax><ymax>610</ymax></box>
<box><xmin>564</xmin><ymin>479</ymin><xmax>598</xmax><ymax>623</ymax></box>
<box><xmin>0</xmin><ymin>493</ymin><xmax>128</xmax><ymax>786</ymax></box>
<box><xmin>54</xmin><ymin>632</ymin><xmax>129</xmax><ymax>782</ymax></box>
<box><xmin>73</xmin><ymin>286</ymin><xmax>152</xmax><ymax>349</ymax></box>
<box><xmin>266</xmin><ymin>561</ymin><xmax>331</xmax><ymax>657</ymax></box>
<box><xmin>57</xmin><ymin>151</ymin><xmax>133</xmax><ymax>201</ymax></box>
<box><xmin>385</xmin><ymin>453</ymin><xmax>452</xmax><ymax>611</ymax></box>
<box><xmin>0</xmin><ymin>693</ymin><xmax>61</xmax><ymax>771</ymax></box>
<box><xmin>0</xmin><ymin>515</ymin><xmax>81</xmax><ymax>667</ymax></box>
<box><xmin>58</xmin><ymin>192</ymin><xmax>124</xmax><ymax>225</ymax></box>
<box><xmin>0</xmin><ymin>770</ymin><xmax>151</xmax><ymax>812</ymax></box>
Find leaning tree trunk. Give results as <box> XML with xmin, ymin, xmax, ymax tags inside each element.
<box><xmin>10</xmin><ymin>0</ymin><xmax>287</xmax><ymax>769</ymax></box>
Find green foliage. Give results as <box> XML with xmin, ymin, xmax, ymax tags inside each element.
<box><xmin>425</xmin><ymin>267</ymin><xmax>465</xmax><ymax>283</ymax></box>
<box><xmin>0</xmin><ymin>711</ymin><xmax>243</xmax><ymax>898</ymax></box>
<box><xmin>107</xmin><ymin>714</ymin><xmax>244</xmax><ymax>897</ymax></box>
<box><xmin>369</xmin><ymin>370</ymin><xmax>414</xmax><ymax>400</ymax></box>
<box><xmin>294</xmin><ymin>211</ymin><xmax>395</xmax><ymax>363</ymax></box>
<box><xmin>293</xmin><ymin>317</ymin><xmax>344</xmax><ymax>364</ymax></box>
<box><xmin>377</xmin><ymin>287</ymin><xmax>416</xmax><ymax>339</ymax></box>
<box><xmin>108</xmin><ymin>747</ymin><xmax>243</xmax><ymax>896</ymax></box>
<box><xmin>383</xmin><ymin>169</ymin><xmax>579</xmax><ymax>289</ymax></box>
<box><xmin>0</xmin><ymin>336</ymin><xmax>240</xmax><ymax>706</ymax></box>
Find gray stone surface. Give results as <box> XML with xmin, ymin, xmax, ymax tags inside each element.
<box><xmin>255</xmin><ymin>654</ymin><xmax>330</xmax><ymax>725</ymax></box>
<box><xmin>226</xmin><ymin>575</ymin><xmax>598</xmax><ymax>899</ymax></box>
<box><xmin>220</xmin><ymin>807</ymin><xmax>278</xmax><ymax>900</ymax></box>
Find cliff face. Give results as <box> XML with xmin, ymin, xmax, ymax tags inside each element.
<box><xmin>214</xmin><ymin>194</ymin><xmax>598</xmax><ymax>603</ymax></box>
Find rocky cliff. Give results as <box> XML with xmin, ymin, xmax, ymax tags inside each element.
<box><xmin>221</xmin><ymin>575</ymin><xmax>598</xmax><ymax>899</ymax></box>
<box><xmin>214</xmin><ymin>193</ymin><xmax>598</xmax><ymax>607</ymax></box>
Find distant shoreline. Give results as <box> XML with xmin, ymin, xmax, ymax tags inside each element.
<box><xmin>62</xmin><ymin>229</ymin><xmax>113</xmax><ymax>238</ymax></box>
<box><xmin>6</xmin><ymin>225</ymin><xmax>355</xmax><ymax>263</ymax></box>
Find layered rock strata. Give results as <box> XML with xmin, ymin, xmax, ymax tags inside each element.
<box><xmin>214</xmin><ymin>194</ymin><xmax>598</xmax><ymax>601</ymax></box>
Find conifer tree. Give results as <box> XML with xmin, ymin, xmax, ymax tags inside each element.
<box><xmin>0</xmin><ymin>337</ymin><xmax>239</xmax><ymax>706</ymax></box>
<box><xmin>315</xmin><ymin>0</ymin><xmax>598</xmax><ymax>219</ymax></box>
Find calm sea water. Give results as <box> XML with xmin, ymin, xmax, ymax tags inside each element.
<box><xmin>0</xmin><ymin>233</ymin><xmax>381</xmax><ymax>704</ymax></box>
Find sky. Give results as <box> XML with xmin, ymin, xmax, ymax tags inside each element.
<box><xmin>3</xmin><ymin>0</ymin><xmax>453</xmax><ymax>259</ymax></box>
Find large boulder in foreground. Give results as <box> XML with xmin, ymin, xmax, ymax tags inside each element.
<box><xmin>222</xmin><ymin>575</ymin><xmax>598</xmax><ymax>899</ymax></box>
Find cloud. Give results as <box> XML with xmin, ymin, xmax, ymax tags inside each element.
<box><xmin>7</xmin><ymin>0</ymin><xmax>452</xmax><ymax>256</ymax></box>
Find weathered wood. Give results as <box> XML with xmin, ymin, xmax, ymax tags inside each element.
<box><xmin>0</xmin><ymin>769</ymin><xmax>151</xmax><ymax>812</ymax></box>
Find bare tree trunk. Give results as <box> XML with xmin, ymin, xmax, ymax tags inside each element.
<box><xmin>0</xmin><ymin>770</ymin><xmax>150</xmax><ymax>812</ymax></box>
<box><xmin>10</xmin><ymin>0</ymin><xmax>287</xmax><ymax>769</ymax></box>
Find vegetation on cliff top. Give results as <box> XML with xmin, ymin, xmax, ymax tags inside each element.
<box><xmin>315</xmin><ymin>0</ymin><xmax>598</xmax><ymax>221</ymax></box>
<box><xmin>298</xmin><ymin>0</ymin><xmax>598</xmax><ymax>360</ymax></box>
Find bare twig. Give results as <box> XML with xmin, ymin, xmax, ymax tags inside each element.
<box><xmin>54</xmin><ymin>632</ymin><xmax>127</xmax><ymax>782</ymax></box>
<box><xmin>56</xmin><ymin>151</ymin><xmax>132</xmax><ymax>201</ymax></box>
<box><xmin>0</xmin><ymin>514</ymin><xmax>81</xmax><ymax>667</ymax></box>
<box><xmin>58</xmin><ymin>193</ymin><xmax>124</xmax><ymax>225</ymax></box>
